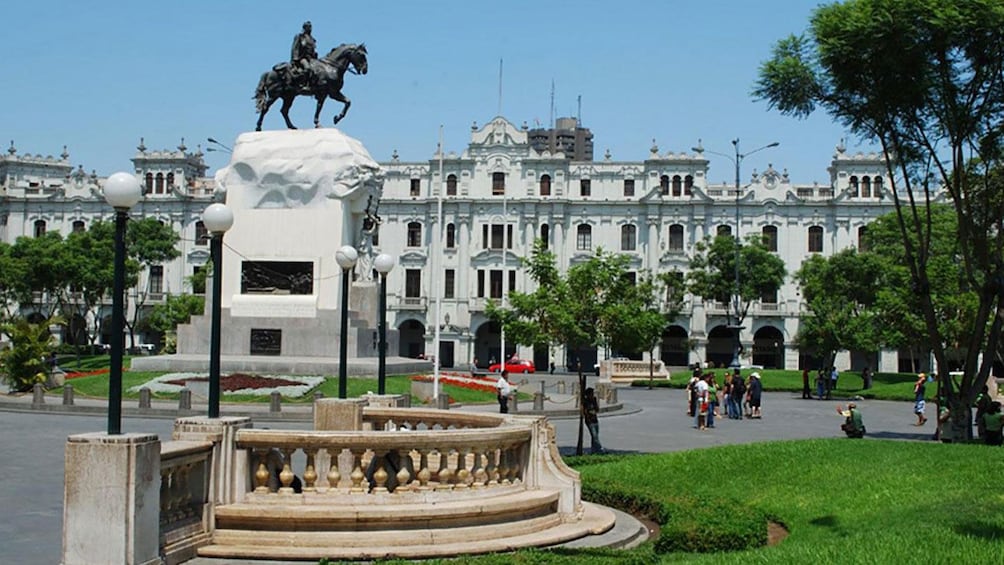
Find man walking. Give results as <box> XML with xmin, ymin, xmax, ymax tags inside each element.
<box><xmin>496</xmin><ymin>370</ymin><xmax>511</xmax><ymax>414</ymax></box>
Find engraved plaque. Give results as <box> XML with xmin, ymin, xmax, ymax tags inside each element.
<box><xmin>250</xmin><ymin>329</ymin><xmax>282</xmax><ymax>356</ymax></box>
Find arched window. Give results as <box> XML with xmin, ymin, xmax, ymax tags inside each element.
<box><xmin>492</xmin><ymin>172</ymin><xmax>505</xmax><ymax>195</ymax></box>
<box><xmin>808</xmin><ymin>225</ymin><xmax>824</xmax><ymax>253</ymax></box>
<box><xmin>684</xmin><ymin>175</ymin><xmax>694</xmax><ymax>195</ymax></box>
<box><xmin>33</xmin><ymin>219</ymin><xmax>46</xmax><ymax>237</ymax></box>
<box><xmin>446</xmin><ymin>223</ymin><xmax>456</xmax><ymax>248</ymax></box>
<box><xmin>849</xmin><ymin>176</ymin><xmax>859</xmax><ymax>197</ymax></box>
<box><xmin>145</xmin><ymin>173</ymin><xmax>154</xmax><ymax>194</ymax></box>
<box><xmin>668</xmin><ymin>224</ymin><xmax>685</xmax><ymax>251</ymax></box>
<box><xmin>660</xmin><ymin>175</ymin><xmax>670</xmax><ymax>195</ymax></box>
<box><xmin>407</xmin><ymin>222</ymin><xmax>422</xmax><ymax>247</ymax></box>
<box><xmin>873</xmin><ymin>176</ymin><xmax>883</xmax><ymax>197</ymax></box>
<box><xmin>576</xmin><ymin>224</ymin><xmax>592</xmax><ymax>251</ymax></box>
<box><xmin>155</xmin><ymin>172</ymin><xmax>164</xmax><ymax>194</ymax></box>
<box><xmin>166</xmin><ymin>172</ymin><xmax>175</xmax><ymax>189</ymax></box>
<box><xmin>539</xmin><ymin>174</ymin><xmax>551</xmax><ymax>196</ymax></box>
<box><xmin>858</xmin><ymin>226</ymin><xmax>869</xmax><ymax>252</ymax></box>
<box><xmin>762</xmin><ymin>225</ymin><xmax>778</xmax><ymax>252</ymax></box>
<box><xmin>672</xmin><ymin>175</ymin><xmax>682</xmax><ymax>197</ymax></box>
<box><xmin>861</xmin><ymin>176</ymin><xmax>872</xmax><ymax>198</ymax></box>
<box><xmin>540</xmin><ymin>223</ymin><xmax>549</xmax><ymax>249</ymax></box>
<box><xmin>410</xmin><ymin>178</ymin><xmax>421</xmax><ymax>196</ymax></box>
<box><xmin>717</xmin><ymin>225</ymin><xmax>732</xmax><ymax>237</ymax></box>
<box><xmin>72</xmin><ymin>220</ymin><xmax>86</xmax><ymax>233</ymax></box>
<box><xmin>621</xmin><ymin>225</ymin><xmax>637</xmax><ymax>251</ymax></box>
<box><xmin>446</xmin><ymin>174</ymin><xmax>457</xmax><ymax>196</ymax></box>
<box><xmin>195</xmin><ymin>221</ymin><xmax>208</xmax><ymax>245</ymax></box>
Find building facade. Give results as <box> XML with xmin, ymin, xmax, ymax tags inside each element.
<box><xmin>1</xmin><ymin>119</ymin><xmax>906</xmax><ymax>372</ymax></box>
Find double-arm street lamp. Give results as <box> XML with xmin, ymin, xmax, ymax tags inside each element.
<box><xmin>694</xmin><ymin>139</ymin><xmax>779</xmax><ymax>368</ymax></box>
<box><xmin>102</xmin><ymin>172</ymin><xmax>144</xmax><ymax>435</ymax></box>
<box><xmin>374</xmin><ymin>253</ymin><xmax>396</xmax><ymax>395</ymax></box>
<box><xmin>203</xmin><ymin>203</ymin><xmax>234</xmax><ymax>418</ymax></box>
<box><xmin>335</xmin><ymin>245</ymin><xmax>359</xmax><ymax>399</ymax></box>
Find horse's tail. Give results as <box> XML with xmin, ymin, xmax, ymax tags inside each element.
<box><xmin>254</xmin><ymin>72</ymin><xmax>271</xmax><ymax>113</ymax></box>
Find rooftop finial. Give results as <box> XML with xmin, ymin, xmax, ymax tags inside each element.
<box><xmin>178</xmin><ymin>137</ymin><xmax>187</xmax><ymax>152</ymax></box>
<box><xmin>7</xmin><ymin>140</ymin><xmax>15</xmax><ymax>156</ymax></box>
<box><xmin>137</xmin><ymin>137</ymin><xmax>147</xmax><ymax>153</ymax></box>
<box><xmin>61</xmin><ymin>145</ymin><xmax>70</xmax><ymax>160</ymax></box>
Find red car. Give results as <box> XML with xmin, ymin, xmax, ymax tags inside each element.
<box><xmin>489</xmin><ymin>359</ymin><xmax>536</xmax><ymax>374</ymax></box>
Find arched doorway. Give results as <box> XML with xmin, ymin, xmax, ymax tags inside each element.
<box><xmin>752</xmin><ymin>326</ymin><xmax>784</xmax><ymax>369</ymax></box>
<box><xmin>473</xmin><ymin>321</ymin><xmax>515</xmax><ymax>368</ymax></box>
<box><xmin>660</xmin><ymin>325</ymin><xmax>690</xmax><ymax>367</ymax></box>
<box><xmin>398</xmin><ymin>320</ymin><xmax>426</xmax><ymax>358</ymax></box>
<box><xmin>706</xmin><ymin>325</ymin><xmax>734</xmax><ymax>368</ymax></box>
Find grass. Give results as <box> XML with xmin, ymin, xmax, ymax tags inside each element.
<box><xmin>407</xmin><ymin>440</ymin><xmax>1004</xmax><ymax>563</ymax></box>
<box><xmin>633</xmin><ymin>369</ymin><xmax>933</xmax><ymax>402</ymax></box>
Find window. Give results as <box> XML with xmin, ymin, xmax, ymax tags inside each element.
<box><xmin>660</xmin><ymin>175</ymin><xmax>670</xmax><ymax>195</ymax></box>
<box><xmin>155</xmin><ymin>173</ymin><xmax>164</xmax><ymax>194</ymax></box>
<box><xmin>849</xmin><ymin>176</ymin><xmax>859</xmax><ymax>197</ymax></box>
<box><xmin>672</xmin><ymin>175</ymin><xmax>682</xmax><ymax>197</ymax></box>
<box><xmin>407</xmin><ymin>222</ymin><xmax>422</xmax><ymax>247</ymax></box>
<box><xmin>717</xmin><ymin>225</ymin><xmax>732</xmax><ymax>237</ymax></box>
<box><xmin>446</xmin><ymin>223</ymin><xmax>456</xmax><ymax>248</ymax></box>
<box><xmin>624</xmin><ymin>272</ymin><xmax>637</xmax><ymax>286</ymax></box>
<box><xmin>621</xmin><ymin>225</ymin><xmax>637</xmax><ymax>251</ymax></box>
<box><xmin>623</xmin><ymin>179</ymin><xmax>635</xmax><ymax>197</ymax></box>
<box><xmin>540</xmin><ymin>224</ymin><xmax>549</xmax><ymax>249</ymax></box>
<box><xmin>444</xmin><ymin>269</ymin><xmax>455</xmax><ymax>299</ymax></box>
<box><xmin>72</xmin><ymin>220</ymin><xmax>86</xmax><ymax>233</ymax></box>
<box><xmin>490</xmin><ymin>270</ymin><xmax>503</xmax><ymax>299</ymax></box>
<box><xmin>483</xmin><ymin>224</ymin><xmax>512</xmax><ymax>249</ymax></box>
<box><xmin>410</xmin><ymin>178</ymin><xmax>421</xmax><ymax>196</ymax></box>
<box><xmin>808</xmin><ymin>225</ymin><xmax>824</xmax><ymax>253</ymax></box>
<box><xmin>684</xmin><ymin>175</ymin><xmax>693</xmax><ymax>195</ymax></box>
<box><xmin>446</xmin><ymin>174</ymin><xmax>457</xmax><ymax>196</ymax></box>
<box><xmin>579</xmin><ymin>178</ymin><xmax>591</xmax><ymax>197</ymax></box>
<box><xmin>861</xmin><ymin>176</ymin><xmax>872</xmax><ymax>198</ymax></box>
<box><xmin>760</xmin><ymin>290</ymin><xmax>778</xmax><ymax>304</ymax></box>
<box><xmin>166</xmin><ymin>172</ymin><xmax>175</xmax><ymax>189</ymax></box>
<box><xmin>539</xmin><ymin>174</ymin><xmax>551</xmax><ymax>196</ymax></box>
<box><xmin>762</xmin><ymin>225</ymin><xmax>778</xmax><ymax>252</ymax></box>
<box><xmin>668</xmin><ymin>224</ymin><xmax>685</xmax><ymax>251</ymax></box>
<box><xmin>33</xmin><ymin>219</ymin><xmax>46</xmax><ymax>237</ymax></box>
<box><xmin>576</xmin><ymin>224</ymin><xmax>592</xmax><ymax>251</ymax></box>
<box><xmin>858</xmin><ymin>226</ymin><xmax>869</xmax><ymax>252</ymax></box>
<box><xmin>149</xmin><ymin>265</ymin><xmax>164</xmax><ymax>294</ymax></box>
<box><xmin>492</xmin><ymin>172</ymin><xmax>505</xmax><ymax>195</ymax></box>
<box><xmin>477</xmin><ymin>270</ymin><xmax>485</xmax><ymax>298</ymax></box>
<box><xmin>195</xmin><ymin>221</ymin><xmax>208</xmax><ymax>245</ymax></box>
<box><xmin>873</xmin><ymin>176</ymin><xmax>883</xmax><ymax>196</ymax></box>
<box><xmin>192</xmin><ymin>266</ymin><xmax>205</xmax><ymax>294</ymax></box>
<box><xmin>509</xmin><ymin>270</ymin><xmax>516</xmax><ymax>295</ymax></box>
<box><xmin>145</xmin><ymin>173</ymin><xmax>154</xmax><ymax>194</ymax></box>
<box><xmin>405</xmin><ymin>269</ymin><xmax>421</xmax><ymax>298</ymax></box>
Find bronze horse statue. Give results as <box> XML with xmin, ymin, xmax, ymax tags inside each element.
<box><xmin>254</xmin><ymin>43</ymin><xmax>368</xmax><ymax>131</ymax></box>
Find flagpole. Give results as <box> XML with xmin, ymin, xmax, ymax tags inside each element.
<box><xmin>433</xmin><ymin>125</ymin><xmax>445</xmax><ymax>400</ymax></box>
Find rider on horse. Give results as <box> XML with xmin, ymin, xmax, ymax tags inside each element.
<box><xmin>290</xmin><ymin>21</ymin><xmax>319</xmax><ymax>91</ymax></box>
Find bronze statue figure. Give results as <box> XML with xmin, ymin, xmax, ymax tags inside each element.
<box><xmin>254</xmin><ymin>24</ymin><xmax>368</xmax><ymax>131</ymax></box>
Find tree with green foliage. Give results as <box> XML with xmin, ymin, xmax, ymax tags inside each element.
<box><xmin>0</xmin><ymin>242</ymin><xmax>23</xmax><ymax>327</ymax></box>
<box><xmin>124</xmin><ymin>217</ymin><xmax>181</xmax><ymax>349</ymax></box>
<box><xmin>63</xmin><ymin>222</ymin><xmax>122</xmax><ymax>351</ymax></box>
<box><xmin>0</xmin><ymin>317</ymin><xmax>60</xmax><ymax>392</ymax></box>
<box><xmin>146</xmin><ymin>293</ymin><xmax>205</xmax><ymax>354</ymax></box>
<box><xmin>489</xmin><ymin>240</ymin><xmax>666</xmax><ymax>454</ymax></box>
<box><xmin>794</xmin><ymin>249</ymin><xmax>884</xmax><ymax>368</ymax></box>
<box><xmin>755</xmin><ymin>0</ymin><xmax>1004</xmax><ymax>439</ymax></box>
<box><xmin>8</xmin><ymin>232</ymin><xmax>75</xmax><ymax>320</ymax></box>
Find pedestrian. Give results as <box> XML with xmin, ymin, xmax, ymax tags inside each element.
<box><xmin>495</xmin><ymin>370</ymin><xmax>511</xmax><ymax>414</ymax></box>
<box><xmin>974</xmin><ymin>385</ymin><xmax>992</xmax><ymax>440</ymax></box>
<box><xmin>694</xmin><ymin>374</ymin><xmax>709</xmax><ymax>430</ymax></box>
<box><xmin>687</xmin><ymin>368</ymin><xmax>700</xmax><ymax>417</ymax></box>
<box><xmin>830</xmin><ymin>366</ymin><xmax>839</xmax><ymax>393</ymax></box>
<box><xmin>747</xmin><ymin>372</ymin><xmax>763</xmax><ymax>418</ymax></box>
<box><xmin>816</xmin><ymin>369</ymin><xmax>827</xmax><ymax>400</ymax></box>
<box><xmin>583</xmin><ymin>387</ymin><xmax>604</xmax><ymax>454</ymax></box>
<box><xmin>802</xmin><ymin>368</ymin><xmax>812</xmax><ymax>399</ymax></box>
<box><xmin>729</xmin><ymin>370</ymin><xmax>745</xmax><ymax>419</ymax></box>
<box><xmin>836</xmin><ymin>402</ymin><xmax>865</xmax><ymax>438</ymax></box>
<box><xmin>549</xmin><ymin>356</ymin><xmax>556</xmax><ymax>375</ymax></box>
<box><xmin>471</xmin><ymin>357</ymin><xmax>479</xmax><ymax>373</ymax></box>
<box><xmin>913</xmin><ymin>373</ymin><xmax>928</xmax><ymax>426</ymax></box>
<box><xmin>707</xmin><ymin>374</ymin><xmax>719</xmax><ymax>428</ymax></box>
<box><xmin>982</xmin><ymin>402</ymin><xmax>1003</xmax><ymax>446</ymax></box>
<box><xmin>862</xmin><ymin>366</ymin><xmax>873</xmax><ymax>390</ymax></box>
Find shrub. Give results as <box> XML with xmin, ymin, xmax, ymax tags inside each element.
<box><xmin>0</xmin><ymin>318</ymin><xmax>58</xmax><ymax>392</ymax></box>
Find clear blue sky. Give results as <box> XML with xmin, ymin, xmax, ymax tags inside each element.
<box><xmin>3</xmin><ymin>0</ymin><xmax>868</xmax><ymax>184</ymax></box>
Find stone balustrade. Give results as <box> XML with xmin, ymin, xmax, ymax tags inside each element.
<box><xmin>159</xmin><ymin>439</ymin><xmax>214</xmax><ymax>565</ymax></box>
<box><xmin>599</xmin><ymin>358</ymin><xmax>671</xmax><ymax>383</ymax></box>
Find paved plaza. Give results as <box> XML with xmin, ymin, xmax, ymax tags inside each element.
<box><xmin>1</xmin><ymin>383</ymin><xmax>934</xmax><ymax>564</ymax></box>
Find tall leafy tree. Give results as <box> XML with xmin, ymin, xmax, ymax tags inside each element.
<box><xmin>124</xmin><ymin>217</ymin><xmax>181</xmax><ymax>348</ymax></box>
<box><xmin>8</xmin><ymin>233</ymin><xmax>74</xmax><ymax>319</ymax></box>
<box><xmin>755</xmin><ymin>0</ymin><xmax>1004</xmax><ymax>438</ymax></box>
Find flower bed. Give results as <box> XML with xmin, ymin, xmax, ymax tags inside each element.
<box><xmin>64</xmin><ymin>368</ymin><xmax>110</xmax><ymax>380</ymax></box>
<box><xmin>130</xmin><ymin>372</ymin><xmax>324</xmax><ymax>397</ymax></box>
<box><xmin>410</xmin><ymin>373</ymin><xmax>508</xmax><ymax>394</ymax></box>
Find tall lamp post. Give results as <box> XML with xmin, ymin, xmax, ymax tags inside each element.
<box><xmin>203</xmin><ymin>203</ymin><xmax>234</xmax><ymax>418</ymax></box>
<box><xmin>694</xmin><ymin>139</ymin><xmax>778</xmax><ymax>368</ymax></box>
<box><xmin>335</xmin><ymin>245</ymin><xmax>359</xmax><ymax>399</ymax></box>
<box><xmin>374</xmin><ymin>253</ymin><xmax>396</xmax><ymax>395</ymax></box>
<box><xmin>102</xmin><ymin>172</ymin><xmax>143</xmax><ymax>435</ymax></box>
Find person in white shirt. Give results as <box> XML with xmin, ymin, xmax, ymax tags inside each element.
<box><xmin>496</xmin><ymin>371</ymin><xmax>511</xmax><ymax>413</ymax></box>
<box><xmin>694</xmin><ymin>375</ymin><xmax>710</xmax><ymax>430</ymax></box>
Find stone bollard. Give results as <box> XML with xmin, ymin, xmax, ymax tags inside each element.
<box><xmin>533</xmin><ymin>391</ymin><xmax>545</xmax><ymax>411</ymax></box>
<box><xmin>63</xmin><ymin>384</ymin><xmax>75</xmax><ymax>406</ymax></box>
<box><xmin>435</xmin><ymin>394</ymin><xmax>450</xmax><ymax>410</ymax></box>
<box><xmin>270</xmin><ymin>391</ymin><xmax>282</xmax><ymax>413</ymax></box>
<box><xmin>138</xmin><ymin>387</ymin><xmax>151</xmax><ymax>409</ymax></box>
<box><xmin>313</xmin><ymin>391</ymin><xmax>324</xmax><ymax>402</ymax></box>
<box><xmin>510</xmin><ymin>393</ymin><xmax>519</xmax><ymax>413</ymax></box>
<box><xmin>607</xmin><ymin>386</ymin><xmax>618</xmax><ymax>404</ymax></box>
<box><xmin>179</xmin><ymin>388</ymin><xmax>192</xmax><ymax>411</ymax></box>
<box><xmin>557</xmin><ymin>381</ymin><xmax>566</xmax><ymax>394</ymax></box>
<box><xmin>32</xmin><ymin>383</ymin><xmax>45</xmax><ymax>408</ymax></box>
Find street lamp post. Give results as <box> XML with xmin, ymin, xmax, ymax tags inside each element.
<box><xmin>102</xmin><ymin>172</ymin><xmax>143</xmax><ymax>435</ymax></box>
<box><xmin>335</xmin><ymin>245</ymin><xmax>359</xmax><ymax>399</ymax></box>
<box><xmin>694</xmin><ymin>139</ymin><xmax>779</xmax><ymax>369</ymax></box>
<box><xmin>202</xmin><ymin>203</ymin><xmax>234</xmax><ymax>418</ymax></box>
<box><xmin>374</xmin><ymin>253</ymin><xmax>396</xmax><ymax>395</ymax></box>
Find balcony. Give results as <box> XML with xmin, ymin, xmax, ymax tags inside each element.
<box><xmin>753</xmin><ymin>302</ymin><xmax>786</xmax><ymax>316</ymax></box>
<box><xmin>393</xmin><ymin>296</ymin><xmax>427</xmax><ymax>310</ymax></box>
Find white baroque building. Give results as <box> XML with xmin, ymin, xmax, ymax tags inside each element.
<box><xmin>0</xmin><ymin>118</ymin><xmax>908</xmax><ymax>372</ymax></box>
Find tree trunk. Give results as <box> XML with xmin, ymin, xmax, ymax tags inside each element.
<box><xmin>576</xmin><ymin>347</ymin><xmax>586</xmax><ymax>456</ymax></box>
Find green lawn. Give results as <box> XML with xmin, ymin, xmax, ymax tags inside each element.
<box><xmin>635</xmin><ymin>369</ymin><xmax>932</xmax><ymax>402</ymax></box>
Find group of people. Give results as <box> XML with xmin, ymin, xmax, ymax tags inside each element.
<box><xmin>802</xmin><ymin>367</ymin><xmax>842</xmax><ymax>400</ymax></box>
<box><xmin>687</xmin><ymin>368</ymin><xmax>763</xmax><ymax>430</ymax></box>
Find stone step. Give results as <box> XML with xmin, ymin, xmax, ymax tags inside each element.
<box><xmin>214</xmin><ymin>489</ymin><xmax>560</xmax><ymax>531</ymax></box>
<box><xmin>197</xmin><ymin>501</ymin><xmax>617</xmax><ymax>561</ymax></box>
<box><xmin>210</xmin><ymin>512</ymin><xmax>562</xmax><ymax>548</ymax></box>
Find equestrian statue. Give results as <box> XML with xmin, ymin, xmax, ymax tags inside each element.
<box><xmin>254</xmin><ymin>21</ymin><xmax>368</xmax><ymax>131</ymax></box>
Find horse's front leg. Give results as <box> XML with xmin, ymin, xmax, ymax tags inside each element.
<box><xmin>330</xmin><ymin>92</ymin><xmax>350</xmax><ymax>125</ymax></box>
<box><xmin>313</xmin><ymin>95</ymin><xmax>326</xmax><ymax>128</ymax></box>
<box><xmin>279</xmin><ymin>96</ymin><xmax>297</xmax><ymax>129</ymax></box>
<box><xmin>256</xmin><ymin>97</ymin><xmax>278</xmax><ymax>131</ymax></box>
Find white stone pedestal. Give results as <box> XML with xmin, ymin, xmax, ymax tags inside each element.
<box><xmin>62</xmin><ymin>432</ymin><xmax>161</xmax><ymax>565</ymax></box>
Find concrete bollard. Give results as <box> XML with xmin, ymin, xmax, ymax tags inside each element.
<box><xmin>607</xmin><ymin>386</ymin><xmax>618</xmax><ymax>404</ymax></box>
<box><xmin>510</xmin><ymin>393</ymin><xmax>519</xmax><ymax>413</ymax></box>
<box><xmin>313</xmin><ymin>391</ymin><xmax>324</xmax><ymax>402</ymax></box>
<box><xmin>179</xmin><ymin>388</ymin><xmax>192</xmax><ymax>411</ymax></box>
<box><xmin>270</xmin><ymin>391</ymin><xmax>282</xmax><ymax>413</ymax></box>
<box><xmin>557</xmin><ymin>381</ymin><xmax>566</xmax><ymax>394</ymax></box>
<box><xmin>533</xmin><ymin>391</ymin><xmax>545</xmax><ymax>411</ymax></box>
<box><xmin>63</xmin><ymin>384</ymin><xmax>75</xmax><ymax>406</ymax></box>
<box><xmin>32</xmin><ymin>383</ymin><xmax>45</xmax><ymax>408</ymax></box>
<box><xmin>435</xmin><ymin>394</ymin><xmax>450</xmax><ymax>410</ymax></box>
<box><xmin>138</xmin><ymin>387</ymin><xmax>151</xmax><ymax>409</ymax></box>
